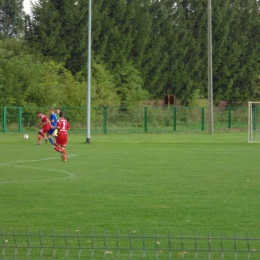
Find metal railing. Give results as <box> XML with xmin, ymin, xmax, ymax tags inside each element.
<box><xmin>1</xmin><ymin>229</ymin><xmax>260</xmax><ymax>259</ymax></box>
<box><xmin>0</xmin><ymin>106</ymin><xmax>248</xmax><ymax>134</ymax></box>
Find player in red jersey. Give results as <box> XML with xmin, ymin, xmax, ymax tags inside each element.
<box><xmin>52</xmin><ymin>111</ymin><xmax>70</xmax><ymax>162</ymax></box>
<box><xmin>36</xmin><ymin>111</ymin><xmax>51</xmax><ymax>145</ymax></box>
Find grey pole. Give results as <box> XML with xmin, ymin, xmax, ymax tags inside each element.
<box><xmin>86</xmin><ymin>0</ymin><xmax>92</xmax><ymax>143</ymax></box>
<box><xmin>208</xmin><ymin>0</ymin><xmax>214</xmax><ymax>134</ymax></box>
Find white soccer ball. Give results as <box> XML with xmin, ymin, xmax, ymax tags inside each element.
<box><xmin>23</xmin><ymin>134</ymin><xmax>29</xmax><ymax>139</ymax></box>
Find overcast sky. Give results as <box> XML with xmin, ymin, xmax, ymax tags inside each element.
<box><xmin>23</xmin><ymin>0</ymin><xmax>33</xmax><ymax>14</ymax></box>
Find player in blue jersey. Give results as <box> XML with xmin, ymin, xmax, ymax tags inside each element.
<box><xmin>47</xmin><ymin>108</ymin><xmax>58</xmax><ymax>145</ymax></box>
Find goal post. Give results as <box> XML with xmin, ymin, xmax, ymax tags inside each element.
<box><xmin>248</xmin><ymin>101</ymin><xmax>260</xmax><ymax>143</ymax></box>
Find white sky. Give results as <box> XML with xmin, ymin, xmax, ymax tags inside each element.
<box><xmin>23</xmin><ymin>0</ymin><xmax>34</xmax><ymax>14</ymax></box>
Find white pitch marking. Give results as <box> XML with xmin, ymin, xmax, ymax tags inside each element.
<box><xmin>0</xmin><ymin>155</ymin><xmax>77</xmax><ymax>184</ymax></box>
<box><xmin>0</xmin><ymin>154</ymin><xmax>77</xmax><ymax>166</ymax></box>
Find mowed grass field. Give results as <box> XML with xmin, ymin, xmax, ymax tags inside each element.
<box><xmin>0</xmin><ymin>131</ymin><xmax>260</xmax><ymax>258</ymax></box>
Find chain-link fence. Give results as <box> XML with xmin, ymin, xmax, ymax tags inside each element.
<box><xmin>0</xmin><ymin>106</ymin><xmax>248</xmax><ymax>134</ymax></box>
<box><xmin>1</xmin><ymin>229</ymin><xmax>260</xmax><ymax>260</ymax></box>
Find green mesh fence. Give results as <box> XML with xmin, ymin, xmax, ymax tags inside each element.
<box><xmin>0</xmin><ymin>106</ymin><xmax>248</xmax><ymax>134</ymax></box>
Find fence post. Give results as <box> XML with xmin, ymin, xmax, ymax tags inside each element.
<box><xmin>144</xmin><ymin>107</ymin><xmax>148</xmax><ymax>133</ymax></box>
<box><xmin>18</xmin><ymin>107</ymin><xmax>22</xmax><ymax>133</ymax></box>
<box><xmin>228</xmin><ymin>107</ymin><xmax>231</xmax><ymax>129</ymax></box>
<box><xmin>173</xmin><ymin>107</ymin><xmax>177</xmax><ymax>131</ymax></box>
<box><xmin>3</xmin><ymin>106</ymin><xmax>7</xmax><ymax>133</ymax></box>
<box><xmin>201</xmin><ymin>107</ymin><xmax>205</xmax><ymax>131</ymax></box>
<box><xmin>103</xmin><ymin>107</ymin><xmax>107</xmax><ymax>134</ymax></box>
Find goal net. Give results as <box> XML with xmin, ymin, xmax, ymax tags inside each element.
<box><xmin>248</xmin><ymin>101</ymin><xmax>260</xmax><ymax>143</ymax></box>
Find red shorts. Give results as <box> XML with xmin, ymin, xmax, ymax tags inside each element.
<box><xmin>55</xmin><ymin>134</ymin><xmax>68</xmax><ymax>147</ymax></box>
<box><xmin>39</xmin><ymin>124</ymin><xmax>51</xmax><ymax>134</ymax></box>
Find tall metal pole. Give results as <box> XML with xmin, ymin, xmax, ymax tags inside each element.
<box><xmin>86</xmin><ymin>0</ymin><xmax>92</xmax><ymax>143</ymax></box>
<box><xmin>208</xmin><ymin>0</ymin><xmax>214</xmax><ymax>134</ymax></box>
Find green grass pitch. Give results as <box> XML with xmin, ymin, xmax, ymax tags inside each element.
<box><xmin>0</xmin><ymin>131</ymin><xmax>259</xmax><ymax>238</ymax></box>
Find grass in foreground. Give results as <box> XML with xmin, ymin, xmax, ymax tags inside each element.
<box><xmin>0</xmin><ymin>131</ymin><xmax>259</xmax><ymax>237</ymax></box>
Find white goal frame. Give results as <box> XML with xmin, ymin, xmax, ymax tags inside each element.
<box><xmin>248</xmin><ymin>101</ymin><xmax>260</xmax><ymax>143</ymax></box>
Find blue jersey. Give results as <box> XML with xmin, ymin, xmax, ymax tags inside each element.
<box><xmin>50</xmin><ymin>113</ymin><xmax>57</xmax><ymax>127</ymax></box>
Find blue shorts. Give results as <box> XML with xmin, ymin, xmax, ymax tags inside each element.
<box><xmin>48</xmin><ymin>128</ymin><xmax>56</xmax><ymax>135</ymax></box>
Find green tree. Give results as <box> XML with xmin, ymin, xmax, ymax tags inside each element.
<box><xmin>160</xmin><ymin>0</ymin><xmax>260</xmax><ymax>105</ymax></box>
<box><xmin>138</xmin><ymin>0</ymin><xmax>169</xmax><ymax>97</ymax></box>
<box><xmin>24</xmin><ymin>0</ymin><xmax>260</xmax><ymax>105</ymax></box>
<box><xmin>25</xmin><ymin>0</ymin><xmax>89</xmax><ymax>74</ymax></box>
<box><xmin>113</xmin><ymin>61</ymin><xmax>149</xmax><ymax>107</ymax></box>
<box><xmin>0</xmin><ymin>39</ymin><xmax>129</xmax><ymax>108</ymax></box>
<box><xmin>127</xmin><ymin>0</ymin><xmax>152</xmax><ymax>71</ymax></box>
<box><xmin>92</xmin><ymin>0</ymin><xmax>135</xmax><ymax>67</ymax></box>
<box><xmin>211</xmin><ymin>0</ymin><xmax>260</xmax><ymax>104</ymax></box>
<box><xmin>91</xmin><ymin>63</ymin><xmax>120</xmax><ymax>107</ymax></box>
<box><xmin>0</xmin><ymin>40</ymin><xmax>66</xmax><ymax>106</ymax></box>
<box><xmin>159</xmin><ymin>0</ymin><xmax>207</xmax><ymax>105</ymax></box>
<box><xmin>0</xmin><ymin>0</ymin><xmax>24</xmax><ymax>39</ymax></box>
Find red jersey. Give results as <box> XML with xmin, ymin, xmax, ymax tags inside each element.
<box><xmin>57</xmin><ymin>118</ymin><xmax>70</xmax><ymax>135</ymax></box>
<box><xmin>41</xmin><ymin>115</ymin><xmax>51</xmax><ymax>126</ymax></box>
<box><xmin>40</xmin><ymin>115</ymin><xmax>51</xmax><ymax>133</ymax></box>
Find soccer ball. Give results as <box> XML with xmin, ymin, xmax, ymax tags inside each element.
<box><xmin>23</xmin><ymin>134</ymin><xmax>29</xmax><ymax>139</ymax></box>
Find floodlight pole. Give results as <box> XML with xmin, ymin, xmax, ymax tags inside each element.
<box><xmin>86</xmin><ymin>0</ymin><xmax>92</xmax><ymax>143</ymax></box>
<box><xmin>208</xmin><ymin>0</ymin><xmax>214</xmax><ymax>134</ymax></box>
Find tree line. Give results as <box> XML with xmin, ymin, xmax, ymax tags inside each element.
<box><xmin>1</xmin><ymin>0</ymin><xmax>260</xmax><ymax>107</ymax></box>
